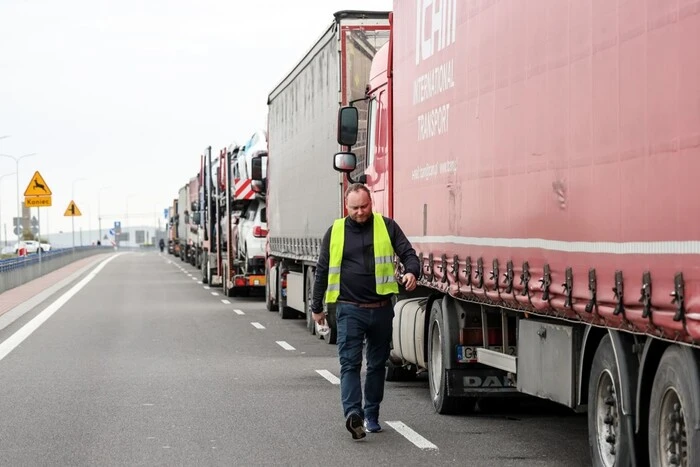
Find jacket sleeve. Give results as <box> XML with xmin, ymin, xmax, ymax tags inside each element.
<box><xmin>386</xmin><ymin>218</ymin><xmax>421</xmax><ymax>279</ymax></box>
<box><xmin>311</xmin><ymin>226</ymin><xmax>332</xmax><ymax>313</ymax></box>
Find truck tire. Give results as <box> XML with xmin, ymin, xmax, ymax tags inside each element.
<box><xmin>427</xmin><ymin>299</ymin><xmax>459</xmax><ymax>414</ymax></box>
<box><xmin>201</xmin><ymin>255</ymin><xmax>208</xmax><ymax>284</ymax></box>
<box><xmin>278</xmin><ymin>267</ymin><xmax>296</xmax><ymax>319</ymax></box>
<box><xmin>265</xmin><ymin>265</ymin><xmax>278</xmax><ymax>312</ymax></box>
<box><xmin>587</xmin><ymin>334</ymin><xmax>633</xmax><ymax>467</ymax></box>
<box><xmin>305</xmin><ymin>268</ymin><xmax>316</xmax><ymax>335</ymax></box>
<box><xmin>648</xmin><ymin>345</ymin><xmax>700</xmax><ymax>467</ymax></box>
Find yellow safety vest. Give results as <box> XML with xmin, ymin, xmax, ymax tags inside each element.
<box><xmin>325</xmin><ymin>213</ymin><xmax>399</xmax><ymax>304</ymax></box>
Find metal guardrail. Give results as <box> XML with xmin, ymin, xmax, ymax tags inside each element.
<box><xmin>0</xmin><ymin>247</ymin><xmax>110</xmax><ymax>294</ymax></box>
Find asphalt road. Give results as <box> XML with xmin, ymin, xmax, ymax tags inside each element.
<box><xmin>0</xmin><ymin>252</ymin><xmax>591</xmax><ymax>466</ymax></box>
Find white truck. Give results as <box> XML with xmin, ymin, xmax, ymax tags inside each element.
<box><xmin>263</xmin><ymin>10</ymin><xmax>390</xmax><ymax>342</ymax></box>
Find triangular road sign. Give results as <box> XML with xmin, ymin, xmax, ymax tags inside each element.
<box><xmin>64</xmin><ymin>200</ymin><xmax>82</xmax><ymax>216</ymax></box>
<box><xmin>24</xmin><ymin>171</ymin><xmax>52</xmax><ymax>196</ymax></box>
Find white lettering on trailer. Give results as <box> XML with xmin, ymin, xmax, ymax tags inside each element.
<box><xmin>413</xmin><ymin>59</ymin><xmax>454</xmax><ymax>105</ymax></box>
<box><xmin>416</xmin><ymin>0</ymin><xmax>457</xmax><ymax>65</ymax></box>
<box><xmin>411</xmin><ymin>159</ymin><xmax>457</xmax><ymax>181</ymax></box>
<box><xmin>417</xmin><ymin>103</ymin><xmax>450</xmax><ymax>141</ymax></box>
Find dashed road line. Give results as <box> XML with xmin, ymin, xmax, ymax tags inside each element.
<box><xmin>203</xmin><ymin>286</ymin><xmax>210</xmax><ymax>290</ymax></box>
<box><xmin>221</xmin><ymin>299</ymin><xmax>231</xmax><ymax>305</ymax></box>
<box><xmin>233</xmin><ymin>309</ymin><xmax>245</xmax><ymax>315</ymax></box>
<box><xmin>251</xmin><ymin>322</ymin><xmax>265</xmax><ymax>330</ymax></box>
<box><xmin>385</xmin><ymin>421</ymin><xmax>438</xmax><ymax>450</ymax></box>
<box><xmin>211</xmin><ymin>292</ymin><xmax>219</xmax><ymax>296</ymax></box>
<box><xmin>276</xmin><ymin>341</ymin><xmax>295</xmax><ymax>351</ymax></box>
<box><xmin>315</xmin><ymin>369</ymin><xmax>340</xmax><ymax>384</ymax></box>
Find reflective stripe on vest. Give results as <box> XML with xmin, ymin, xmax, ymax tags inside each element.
<box><xmin>325</xmin><ymin>213</ymin><xmax>398</xmax><ymax>304</ymax></box>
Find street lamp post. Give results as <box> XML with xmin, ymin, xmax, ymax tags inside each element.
<box><xmin>98</xmin><ymin>185</ymin><xmax>111</xmax><ymax>245</ymax></box>
<box><xmin>71</xmin><ymin>178</ymin><xmax>87</xmax><ymax>249</ymax></box>
<box><xmin>126</xmin><ymin>193</ymin><xmax>139</xmax><ymax>248</ymax></box>
<box><xmin>0</xmin><ymin>152</ymin><xmax>37</xmax><ymax>246</ymax></box>
<box><xmin>0</xmin><ymin>171</ymin><xmax>16</xmax><ymax>246</ymax></box>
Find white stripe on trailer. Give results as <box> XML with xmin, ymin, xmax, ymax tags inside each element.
<box><xmin>385</xmin><ymin>421</ymin><xmax>438</xmax><ymax>450</ymax></box>
<box><xmin>315</xmin><ymin>369</ymin><xmax>340</xmax><ymax>385</ymax></box>
<box><xmin>408</xmin><ymin>235</ymin><xmax>700</xmax><ymax>255</ymax></box>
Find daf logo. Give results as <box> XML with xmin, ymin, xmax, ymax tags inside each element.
<box><xmin>464</xmin><ymin>376</ymin><xmax>510</xmax><ymax>388</ymax></box>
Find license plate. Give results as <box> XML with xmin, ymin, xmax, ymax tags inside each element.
<box><xmin>457</xmin><ymin>345</ymin><xmax>517</xmax><ymax>363</ymax></box>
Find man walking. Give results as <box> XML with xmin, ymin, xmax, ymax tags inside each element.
<box><xmin>310</xmin><ymin>183</ymin><xmax>421</xmax><ymax>440</ymax></box>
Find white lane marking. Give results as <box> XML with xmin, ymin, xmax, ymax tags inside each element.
<box><xmin>385</xmin><ymin>421</ymin><xmax>438</xmax><ymax>450</ymax></box>
<box><xmin>191</xmin><ymin>277</ymin><xmax>198</xmax><ymax>281</ymax></box>
<box><xmin>211</xmin><ymin>292</ymin><xmax>219</xmax><ymax>296</ymax></box>
<box><xmin>0</xmin><ymin>254</ymin><xmax>123</xmax><ymax>363</ymax></box>
<box><xmin>203</xmin><ymin>286</ymin><xmax>210</xmax><ymax>290</ymax></box>
<box><xmin>187</xmin><ymin>274</ymin><xmax>193</xmax><ymax>277</ymax></box>
<box><xmin>315</xmin><ymin>369</ymin><xmax>339</xmax><ymax>384</ymax></box>
<box><xmin>233</xmin><ymin>309</ymin><xmax>245</xmax><ymax>315</ymax></box>
<box><xmin>221</xmin><ymin>299</ymin><xmax>231</xmax><ymax>305</ymax></box>
<box><xmin>251</xmin><ymin>322</ymin><xmax>265</xmax><ymax>329</ymax></box>
<box><xmin>276</xmin><ymin>341</ymin><xmax>295</xmax><ymax>351</ymax></box>
<box><xmin>197</xmin><ymin>281</ymin><xmax>203</xmax><ymax>285</ymax></box>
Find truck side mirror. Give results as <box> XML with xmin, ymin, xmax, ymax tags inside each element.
<box><xmin>337</xmin><ymin>106</ymin><xmax>358</xmax><ymax>147</ymax></box>
<box><xmin>333</xmin><ymin>152</ymin><xmax>357</xmax><ymax>173</ymax></box>
<box><xmin>251</xmin><ymin>157</ymin><xmax>263</xmax><ymax>181</ymax></box>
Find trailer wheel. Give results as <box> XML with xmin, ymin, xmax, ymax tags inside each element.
<box><xmin>587</xmin><ymin>335</ymin><xmax>632</xmax><ymax>467</ymax></box>
<box><xmin>427</xmin><ymin>299</ymin><xmax>458</xmax><ymax>414</ymax></box>
<box><xmin>265</xmin><ymin>265</ymin><xmax>278</xmax><ymax>312</ymax></box>
<box><xmin>305</xmin><ymin>268</ymin><xmax>316</xmax><ymax>335</ymax></box>
<box><xmin>648</xmin><ymin>345</ymin><xmax>700</xmax><ymax>467</ymax></box>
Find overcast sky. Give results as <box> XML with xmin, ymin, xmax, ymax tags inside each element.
<box><xmin>0</xmin><ymin>0</ymin><xmax>392</xmax><ymax>242</ymax></box>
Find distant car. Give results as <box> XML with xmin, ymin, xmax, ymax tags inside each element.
<box><xmin>13</xmin><ymin>240</ymin><xmax>51</xmax><ymax>254</ymax></box>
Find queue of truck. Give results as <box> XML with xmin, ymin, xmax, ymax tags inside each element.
<box><xmin>167</xmin><ymin>4</ymin><xmax>700</xmax><ymax>465</ymax></box>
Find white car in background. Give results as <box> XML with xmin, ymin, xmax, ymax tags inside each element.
<box><xmin>14</xmin><ymin>240</ymin><xmax>51</xmax><ymax>254</ymax></box>
<box><xmin>236</xmin><ymin>198</ymin><xmax>267</xmax><ymax>269</ymax></box>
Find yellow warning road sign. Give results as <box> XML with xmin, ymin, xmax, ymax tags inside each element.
<box><xmin>64</xmin><ymin>200</ymin><xmax>82</xmax><ymax>216</ymax></box>
<box><xmin>24</xmin><ymin>171</ymin><xmax>52</xmax><ymax>196</ymax></box>
<box><xmin>25</xmin><ymin>195</ymin><xmax>52</xmax><ymax>207</ymax></box>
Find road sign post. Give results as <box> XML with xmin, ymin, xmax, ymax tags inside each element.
<box><xmin>64</xmin><ymin>200</ymin><xmax>82</xmax><ymax>250</ymax></box>
<box><xmin>22</xmin><ymin>171</ymin><xmax>52</xmax><ymax>261</ymax></box>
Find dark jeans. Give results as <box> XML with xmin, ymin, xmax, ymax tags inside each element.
<box><xmin>336</xmin><ymin>301</ymin><xmax>394</xmax><ymax>420</ymax></box>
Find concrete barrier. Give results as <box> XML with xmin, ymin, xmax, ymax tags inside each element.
<box><xmin>0</xmin><ymin>247</ymin><xmax>111</xmax><ymax>295</ymax></box>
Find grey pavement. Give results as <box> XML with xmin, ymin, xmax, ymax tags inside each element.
<box><xmin>0</xmin><ymin>252</ymin><xmax>590</xmax><ymax>466</ymax></box>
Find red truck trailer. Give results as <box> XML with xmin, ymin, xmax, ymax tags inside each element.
<box><xmin>332</xmin><ymin>1</ymin><xmax>700</xmax><ymax>465</ymax></box>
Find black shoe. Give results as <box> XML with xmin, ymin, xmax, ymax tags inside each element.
<box><xmin>345</xmin><ymin>412</ymin><xmax>366</xmax><ymax>440</ymax></box>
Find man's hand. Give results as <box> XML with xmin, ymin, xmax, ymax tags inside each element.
<box><xmin>312</xmin><ymin>311</ymin><xmax>326</xmax><ymax>326</ymax></box>
<box><xmin>402</xmin><ymin>273</ymin><xmax>417</xmax><ymax>291</ymax></box>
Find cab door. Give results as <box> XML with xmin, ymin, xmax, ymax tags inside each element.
<box><xmin>365</xmin><ymin>88</ymin><xmax>390</xmax><ymax>216</ymax></box>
